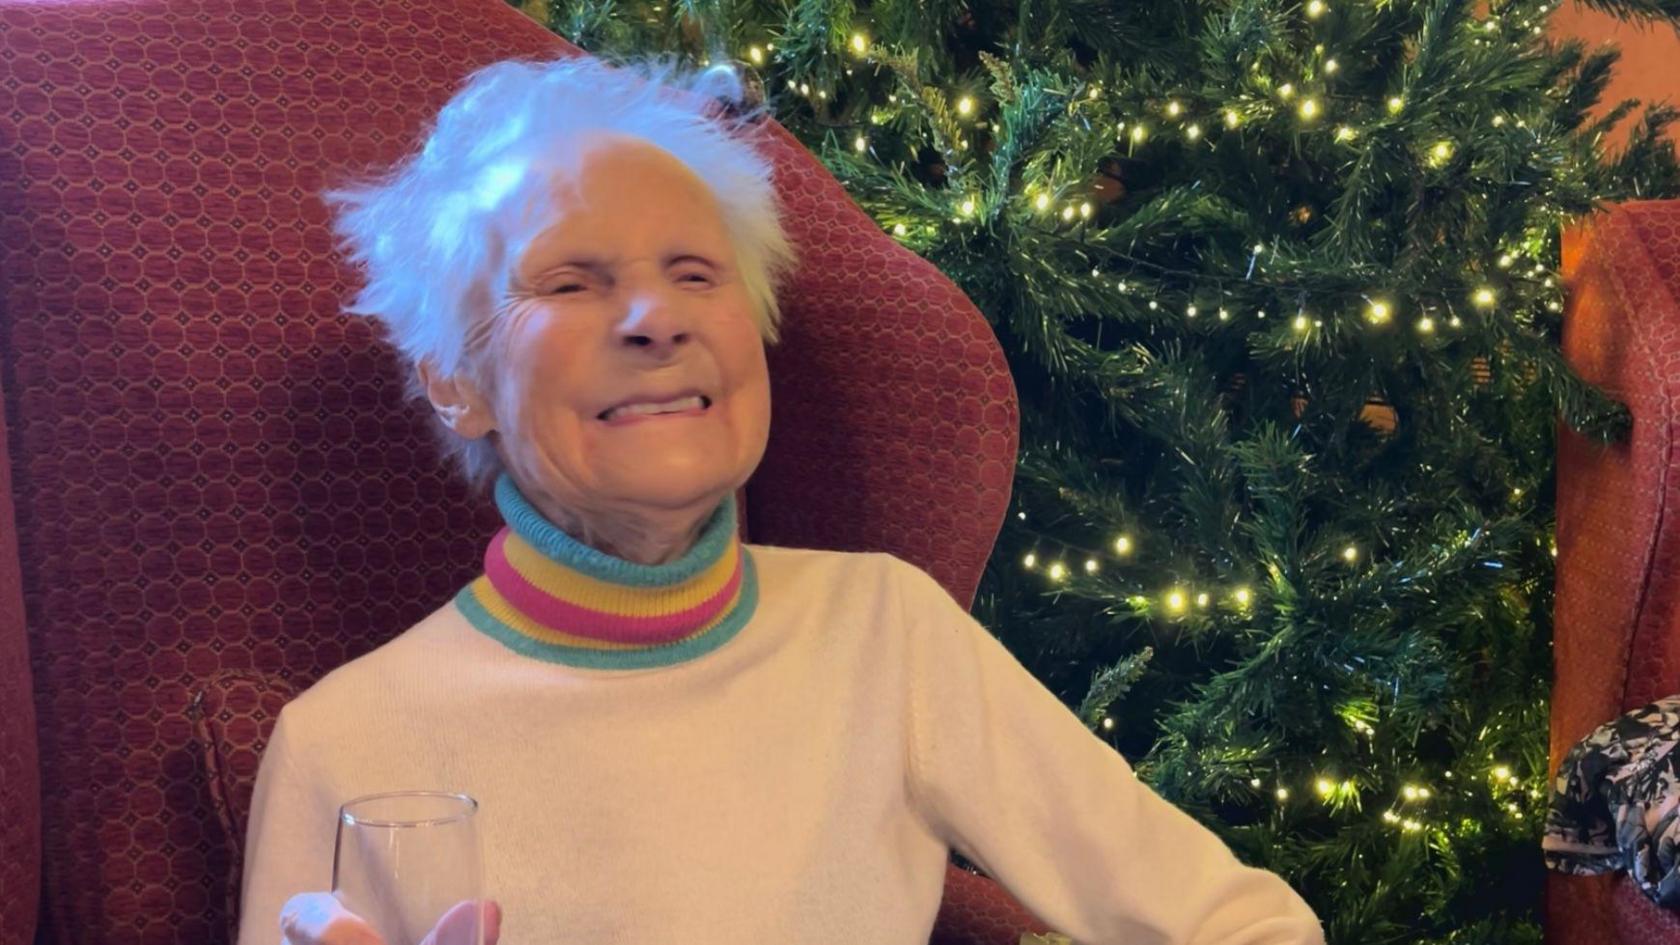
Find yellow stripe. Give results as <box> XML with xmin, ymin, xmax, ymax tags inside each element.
<box><xmin>501</xmin><ymin>532</ymin><xmax>741</xmax><ymax>616</ymax></box>
<box><xmin>466</xmin><ymin>577</ymin><xmax>742</xmax><ymax>651</ymax></box>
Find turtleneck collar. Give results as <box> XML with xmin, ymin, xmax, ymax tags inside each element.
<box><xmin>454</xmin><ymin>473</ymin><xmax>758</xmax><ymax>670</ymax></box>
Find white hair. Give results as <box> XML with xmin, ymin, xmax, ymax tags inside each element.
<box><xmin>323</xmin><ymin>56</ymin><xmax>797</xmax><ymax>491</ymax></box>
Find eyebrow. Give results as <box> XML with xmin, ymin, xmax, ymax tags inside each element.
<box><xmin>539</xmin><ymin>252</ymin><xmax>719</xmax><ymax>271</ymax></box>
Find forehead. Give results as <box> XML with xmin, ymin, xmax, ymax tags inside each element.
<box><xmin>543</xmin><ymin>134</ymin><xmax>723</xmax><ymax>227</ymax></box>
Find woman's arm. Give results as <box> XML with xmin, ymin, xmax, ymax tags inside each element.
<box><xmin>237</xmin><ymin>709</ymin><xmax>338</xmax><ymax>945</ymax></box>
<box><xmin>897</xmin><ymin>561</ymin><xmax>1325</xmax><ymax>945</ymax></box>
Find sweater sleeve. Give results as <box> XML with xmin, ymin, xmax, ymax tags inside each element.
<box><xmin>236</xmin><ymin>707</ymin><xmax>339</xmax><ymax>945</ymax></box>
<box><xmin>897</xmin><ymin>561</ymin><xmax>1324</xmax><ymax>945</ymax></box>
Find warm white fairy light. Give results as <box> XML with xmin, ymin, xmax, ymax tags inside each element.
<box><xmin>1035</xmin><ymin>193</ymin><xmax>1051</xmax><ymax>211</ymax></box>
<box><xmin>1085</xmin><ymin>559</ymin><xmax>1098</xmax><ymax>574</ymax></box>
<box><xmin>1473</xmin><ymin>287</ymin><xmax>1497</xmax><ymax>307</ymax></box>
<box><xmin>1418</xmin><ymin>317</ymin><xmax>1436</xmax><ymax>333</ymax></box>
<box><xmin>1387</xmin><ymin>95</ymin><xmax>1404</xmax><ymax>114</ymax></box>
<box><xmin>1251</xmin><ymin>778</ymin><xmax>1263</xmax><ymax>788</ymax></box>
<box><xmin>850</xmin><ymin>32</ymin><xmax>868</xmax><ymax>54</ymax></box>
<box><xmin>1306</xmin><ymin>0</ymin><xmax>1327</xmax><ymax>17</ymax></box>
<box><xmin>1368</xmin><ymin>299</ymin><xmax>1392</xmax><ymax>323</ymax></box>
<box><xmin>854</xmin><ymin>134</ymin><xmax>868</xmax><ymax>153</ymax></box>
<box><xmin>748</xmin><ymin>45</ymin><xmax>765</xmax><ymax>65</ymax></box>
<box><xmin>1218</xmin><ymin>308</ymin><xmax>1231</xmax><ymax>321</ymax></box>
<box><xmin>1115</xmin><ymin>535</ymin><xmax>1134</xmax><ymax>555</ymax></box>
<box><xmin>1186</xmin><ymin>123</ymin><xmax>1202</xmax><ymax>140</ymax></box>
<box><xmin>1187</xmin><ymin>305</ymin><xmax>1199</xmax><ymax>317</ymax></box>
<box><xmin>1166</xmin><ymin>590</ymin><xmax>1188</xmax><ymax>613</ymax></box>
<box><xmin>1195</xmin><ymin>592</ymin><xmax>1210</xmax><ymax>608</ymax></box>
<box><xmin>1166</xmin><ymin>100</ymin><xmax>1183</xmax><ymax>117</ymax></box>
<box><xmin>1131</xmin><ymin>124</ymin><xmax>1149</xmax><ymax>143</ymax></box>
<box><xmin>960</xmin><ymin>198</ymin><xmax>976</xmax><ymax>216</ymax></box>
<box><xmin>1299</xmin><ymin>98</ymin><xmax>1321</xmax><ymax>120</ymax></box>
<box><xmin>1079</xmin><ymin>201</ymin><xmax>1093</xmax><ymax>219</ymax></box>
<box><xmin>1317</xmin><ymin>778</ymin><xmax>1334</xmax><ymax>796</ymax></box>
<box><xmin>1023</xmin><ymin>553</ymin><xmax>1037</xmax><ymax>568</ymax></box>
<box><xmin>956</xmin><ymin>95</ymin><xmax>975</xmax><ymax>116</ymax></box>
<box><xmin>1276</xmin><ymin>787</ymin><xmax>1291</xmax><ymax>801</ymax></box>
<box><xmin>892</xmin><ymin>223</ymin><xmax>907</xmax><ymax>236</ymax></box>
<box><xmin>1235</xmin><ymin>587</ymin><xmax>1252</xmax><ymax>606</ymax></box>
<box><xmin>1062</xmin><ymin>205</ymin><xmax>1076</xmax><ymax>221</ymax></box>
<box><xmin>1278</xmin><ymin>82</ymin><xmax>1296</xmax><ymax>99</ymax></box>
<box><xmin>1048</xmin><ymin>562</ymin><xmax>1067</xmax><ymax>581</ymax></box>
<box><xmin>1342</xmin><ymin>545</ymin><xmax>1359</xmax><ymax>562</ymax></box>
<box><xmin>1294</xmin><ymin>314</ymin><xmax>1310</xmax><ymax>332</ymax></box>
<box><xmin>1225</xmin><ymin>109</ymin><xmax>1241</xmax><ymax>128</ymax></box>
<box><xmin>1498</xmin><ymin>253</ymin><xmax>1514</xmax><ymax>268</ymax></box>
<box><xmin>1324</xmin><ymin>57</ymin><xmax>1339</xmax><ymax>73</ymax></box>
<box><xmin>1430</xmin><ymin>140</ymin><xmax>1454</xmax><ymax>165</ymax></box>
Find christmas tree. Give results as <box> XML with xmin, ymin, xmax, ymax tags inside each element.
<box><xmin>525</xmin><ymin>0</ymin><xmax>1680</xmax><ymax>940</ymax></box>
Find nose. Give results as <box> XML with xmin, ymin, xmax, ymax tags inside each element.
<box><xmin>615</xmin><ymin>285</ymin><xmax>692</xmax><ymax>356</ymax></box>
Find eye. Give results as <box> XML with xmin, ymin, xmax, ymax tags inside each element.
<box><xmin>675</xmin><ymin>270</ymin><xmax>715</xmax><ymax>287</ymax></box>
<box><xmin>549</xmin><ymin>283</ymin><xmax>586</xmax><ymax>295</ymax></box>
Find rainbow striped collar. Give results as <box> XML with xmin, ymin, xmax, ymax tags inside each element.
<box><xmin>454</xmin><ymin>474</ymin><xmax>758</xmax><ymax>670</ymax></box>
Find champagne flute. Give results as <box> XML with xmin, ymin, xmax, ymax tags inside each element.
<box><xmin>333</xmin><ymin>791</ymin><xmax>486</xmax><ymax>945</ymax></box>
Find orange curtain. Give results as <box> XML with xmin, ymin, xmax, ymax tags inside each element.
<box><xmin>1549</xmin><ymin>4</ymin><xmax>1680</xmax><ymax>149</ymax></box>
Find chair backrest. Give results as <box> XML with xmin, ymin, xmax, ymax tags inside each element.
<box><xmin>0</xmin><ymin>1</ymin><xmax>1018</xmax><ymax>942</ymax></box>
<box><xmin>1553</xmin><ymin>200</ymin><xmax>1680</xmax><ymax>774</ymax></box>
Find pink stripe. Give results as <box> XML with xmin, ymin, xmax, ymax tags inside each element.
<box><xmin>483</xmin><ymin>529</ymin><xmax>743</xmax><ymax>645</ymax></box>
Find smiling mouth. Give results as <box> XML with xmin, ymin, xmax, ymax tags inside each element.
<box><xmin>598</xmin><ymin>395</ymin><xmax>713</xmax><ymax>423</ymax></box>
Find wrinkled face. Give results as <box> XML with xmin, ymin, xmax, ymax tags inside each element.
<box><xmin>482</xmin><ymin>134</ymin><xmax>771</xmax><ymax>522</ymax></box>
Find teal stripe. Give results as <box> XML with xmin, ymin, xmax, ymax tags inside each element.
<box><xmin>494</xmin><ymin>473</ymin><xmax>736</xmax><ymax>588</ymax></box>
<box><xmin>453</xmin><ymin>548</ymin><xmax>759</xmax><ymax>670</ymax></box>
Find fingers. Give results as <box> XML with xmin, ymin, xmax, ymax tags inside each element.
<box><xmin>417</xmin><ymin>900</ymin><xmax>501</xmax><ymax>945</ymax></box>
<box><xmin>279</xmin><ymin>892</ymin><xmax>385</xmax><ymax>945</ymax></box>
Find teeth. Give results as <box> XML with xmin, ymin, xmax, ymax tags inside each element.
<box><xmin>605</xmin><ymin>395</ymin><xmax>706</xmax><ymax>420</ymax></box>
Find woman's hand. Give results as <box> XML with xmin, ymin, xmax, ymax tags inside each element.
<box><xmin>280</xmin><ymin>893</ymin><xmax>502</xmax><ymax>945</ymax></box>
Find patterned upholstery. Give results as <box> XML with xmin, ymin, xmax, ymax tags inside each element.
<box><xmin>0</xmin><ymin>0</ymin><xmax>1034</xmax><ymax>942</ymax></box>
<box><xmin>1551</xmin><ymin>200</ymin><xmax>1680</xmax><ymax>945</ymax></box>
<box><xmin>0</xmin><ymin>364</ymin><xmax>40</xmax><ymax>945</ymax></box>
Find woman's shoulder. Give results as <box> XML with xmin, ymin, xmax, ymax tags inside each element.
<box><xmin>278</xmin><ymin>599</ymin><xmax>467</xmax><ymax>724</ymax></box>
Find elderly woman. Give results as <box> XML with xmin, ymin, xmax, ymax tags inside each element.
<box><xmin>238</xmin><ymin>56</ymin><xmax>1324</xmax><ymax>945</ymax></box>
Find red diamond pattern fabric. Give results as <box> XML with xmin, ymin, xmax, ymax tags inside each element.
<box><xmin>0</xmin><ymin>0</ymin><xmax>1030</xmax><ymax>942</ymax></box>
<box><xmin>1550</xmin><ymin>200</ymin><xmax>1680</xmax><ymax>945</ymax></box>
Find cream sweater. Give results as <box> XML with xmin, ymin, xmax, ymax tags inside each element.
<box><xmin>237</xmin><ymin>545</ymin><xmax>1324</xmax><ymax>945</ymax></box>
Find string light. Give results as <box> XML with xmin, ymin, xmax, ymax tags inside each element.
<box><xmin>1276</xmin><ymin>787</ymin><xmax>1290</xmax><ymax>801</ymax></box>
<box><xmin>1165</xmin><ymin>590</ymin><xmax>1188</xmax><ymax>613</ymax></box>
<box><xmin>1278</xmin><ymin>82</ymin><xmax>1296</xmax><ymax>99</ymax></box>
<box><xmin>1324</xmin><ymin>58</ymin><xmax>1339</xmax><ymax>73</ymax></box>
<box><xmin>1317</xmin><ymin>778</ymin><xmax>1334</xmax><ymax>796</ymax></box>
<box><xmin>1187</xmin><ymin>305</ymin><xmax>1199</xmax><ymax>317</ymax></box>
<box><xmin>1224</xmin><ymin>109</ymin><xmax>1241</xmax><ymax>128</ymax></box>
<box><xmin>1299</xmin><ymin>98</ymin><xmax>1321</xmax><ymax>120</ymax></box>
<box><xmin>1294</xmin><ymin>313</ymin><xmax>1310</xmax><ymax>332</ymax></box>
<box><xmin>1034</xmin><ymin>193</ymin><xmax>1051</xmax><ymax>211</ymax></box>
<box><xmin>854</xmin><ymin>134</ymin><xmax>868</xmax><ymax>153</ymax></box>
<box><xmin>1335</xmin><ymin>125</ymin><xmax>1356</xmax><ymax>142</ymax></box>
<box><xmin>1234</xmin><ymin>587</ymin><xmax>1252</xmax><ymax>606</ymax></box>
<box><xmin>959</xmin><ymin>198</ymin><xmax>976</xmax><ymax>216</ymax></box>
<box><xmin>1131</xmin><ymin>124</ymin><xmax>1149</xmax><ymax>143</ymax></box>
<box><xmin>1115</xmin><ymin>535</ymin><xmax>1134</xmax><ymax>555</ymax></box>
<box><xmin>956</xmin><ymin>96</ymin><xmax>976</xmax><ymax>116</ymax></box>
<box><xmin>1185</xmin><ymin>123</ymin><xmax>1202</xmax><ymax>140</ymax></box>
<box><xmin>1387</xmin><ymin>96</ymin><xmax>1404</xmax><ymax>114</ymax></box>
<box><xmin>1079</xmin><ymin>202</ymin><xmax>1093</xmax><ymax>219</ymax></box>
<box><xmin>1023</xmin><ymin>553</ymin><xmax>1037</xmax><ymax>568</ymax></box>
<box><xmin>1473</xmin><ymin>287</ymin><xmax>1497</xmax><ymax>307</ymax></box>
<box><xmin>850</xmin><ymin>32</ymin><xmax>868</xmax><ymax>55</ymax></box>
<box><xmin>1084</xmin><ymin>559</ymin><xmax>1098</xmax><ymax>574</ymax></box>
<box><xmin>1342</xmin><ymin>545</ymin><xmax>1359</xmax><ymax>562</ymax></box>
<box><xmin>1048</xmin><ymin>562</ymin><xmax>1067</xmax><ymax>581</ymax></box>
<box><xmin>1166</xmin><ymin>100</ymin><xmax>1183</xmax><ymax>117</ymax></box>
<box><xmin>1306</xmin><ymin>0</ymin><xmax>1327</xmax><ymax>17</ymax></box>
<box><xmin>1430</xmin><ymin>140</ymin><xmax>1454</xmax><ymax>165</ymax></box>
<box><xmin>1367</xmin><ymin>299</ymin><xmax>1393</xmax><ymax>324</ymax></box>
<box><xmin>1418</xmin><ymin>317</ymin><xmax>1436</xmax><ymax>333</ymax></box>
<box><xmin>1492</xmin><ymin>765</ymin><xmax>1512</xmax><ymax>781</ymax></box>
<box><xmin>748</xmin><ymin>45</ymin><xmax>765</xmax><ymax>65</ymax></box>
<box><xmin>1195</xmin><ymin>592</ymin><xmax>1210</xmax><ymax>608</ymax></box>
<box><xmin>892</xmin><ymin>223</ymin><xmax>907</xmax><ymax>236</ymax></box>
<box><xmin>1498</xmin><ymin>253</ymin><xmax>1514</xmax><ymax>268</ymax></box>
<box><xmin>1251</xmin><ymin>778</ymin><xmax>1263</xmax><ymax>789</ymax></box>
<box><xmin>1218</xmin><ymin>308</ymin><xmax>1231</xmax><ymax>321</ymax></box>
<box><xmin>1101</xmin><ymin>716</ymin><xmax>1115</xmax><ymax>730</ymax></box>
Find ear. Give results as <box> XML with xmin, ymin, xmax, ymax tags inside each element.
<box><xmin>417</xmin><ymin>358</ymin><xmax>497</xmax><ymax>440</ymax></box>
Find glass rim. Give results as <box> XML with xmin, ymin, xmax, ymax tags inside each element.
<box><xmin>338</xmin><ymin>790</ymin><xmax>478</xmax><ymax>829</ymax></box>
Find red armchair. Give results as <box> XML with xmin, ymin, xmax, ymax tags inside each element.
<box><xmin>0</xmin><ymin>1</ymin><xmax>1045</xmax><ymax>942</ymax></box>
<box><xmin>1551</xmin><ymin>200</ymin><xmax>1680</xmax><ymax>944</ymax></box>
